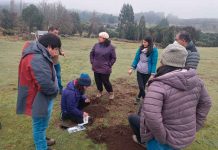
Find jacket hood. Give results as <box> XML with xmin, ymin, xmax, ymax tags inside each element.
<box><xmin>154</xmin><ymin>69</ymin><xmax>199</xmax><ymax>91</ymax></box>
<box><xmin>22</xmin><ymin>41</ymin><xmax>52</xmax><ymax>62</ymax></box>
<box><xmin>66</xmin><ymin>81</ymin><xmax>76</xmax><ymax>91</ymax></box>
<box><xmin>186</xmin><ymin>41</ymin><xmax>197</xmax><ymax>52</ymax></box>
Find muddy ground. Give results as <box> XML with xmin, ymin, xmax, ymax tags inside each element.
<box><xmin>59</xmin><ymin>78</ymin><xmax>143</xmax><ymax>149</ymax></box>
<box><xmin>85</xmin><ymin>78</ymin><xmax>144</xmax><ymax>150</ymax></box>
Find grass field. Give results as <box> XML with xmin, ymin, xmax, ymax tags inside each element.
<box><xmin>0</xmin><ymin>37</ymin><xmax>217</xmax><ymax>150</ymax></box>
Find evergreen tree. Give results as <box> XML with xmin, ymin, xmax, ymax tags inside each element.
<box><xmin>118</xmin><ymin>4</ymin><xmax>135</xmax><ymax>40</ymax></box>
<box><xmin>137</xmin><ymin>16</ymin><xmax>146</xmax><ymax>40</ymax></box>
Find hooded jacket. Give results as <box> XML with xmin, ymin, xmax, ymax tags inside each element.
<box><xmin>61</xmin><ymin>81</ymin><xmax>87</xmax><ymax>119</ymax></box>
<box><xmin>185</xmin><ymin>41</ymin><xmax>200</xmax><ymax>69</ymax></box>
<box><xmin>16</xmin><ymin>41</ymin><xmax>58</xmax><ymax>117</ymax></box>
<box><xmin>90</xmin><ymin>43</ymin><xmax>116</xmax><ymax>74</ymax></box>
<box><xmin>140</xmin><ymin>69</ymin><xmax>211</xmax><ymax>149</ymax></box>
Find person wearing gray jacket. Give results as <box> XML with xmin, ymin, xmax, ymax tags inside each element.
<box><xmin>175</xmin><ymin>31</ymin><xmax>200</xmax><ymax>69</ymax></box>
<box><xmin>128</xmin><ymin>43</ymin><xmax>211</xmax><ymax>150</ymax></box>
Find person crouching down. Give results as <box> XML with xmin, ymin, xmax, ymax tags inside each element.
<box><xmin>128</xmin><ymin>43</ymin><xmax>212</xmax><ymax>150</ymax></box>
<box><xmin>61</xmin><ymin>73</ymin><xmax>91</xmax><ymax>124</ymax></box>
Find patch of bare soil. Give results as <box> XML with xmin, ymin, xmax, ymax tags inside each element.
<box><xmin>87</xmin><ymin>125</ymin><xmax>144</xmax><ymax>150</ymax></box>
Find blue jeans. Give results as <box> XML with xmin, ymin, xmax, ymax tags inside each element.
<box><xmin>54</xmin><ymin>63</ymin><xmax>63</xmax><ymax>92</ymax></box>
<box><xmin>128</xmin><ymin>114</ymin><xmax>141</xmax><ymax>143</ymax></box>
<box><xmin>147</xmin><ymin>139</ymin><xmax>174</xmax><ymax>150</ymax></box>
<box><xmin>32</xmin><ymin>100</ymin><xmax>54</xmax><ymax>150</ymax></box>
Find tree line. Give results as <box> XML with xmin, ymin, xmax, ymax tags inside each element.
<box><xmin>0</xmin><ymin>2</ymin><xmax>217</xmax><ymax>47</ymax></box>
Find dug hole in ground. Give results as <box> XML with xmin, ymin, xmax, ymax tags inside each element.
<box><xmin>59</xmin><ymin>78</ymin><xmax>144</xmax><ymax>150</ymax></box>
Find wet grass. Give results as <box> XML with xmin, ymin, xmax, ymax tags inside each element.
<box><xmin>0</xmin><ymin>37</ymin><xmax>217</xmax><ymax>150</ymax></box>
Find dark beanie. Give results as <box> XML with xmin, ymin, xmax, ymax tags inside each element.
<box><xmin>78</xmin><ymin>73</ymin><xmax>91</xmax><ymax>86</ymax></box>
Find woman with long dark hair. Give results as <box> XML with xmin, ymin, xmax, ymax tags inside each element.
<box><xmin>90</xmin><ymin>32</ymin><xmax>117</xmax><ymax>100</ymax></box>
<box><xmin>128</xmin><ymin>43</ymin><xmax>211</xmax><ymax>149</ymax></box>
<box><xmin>128</xmin><ymin>36</ymin><xmax>158</xmax><ymax>104</ymax></box>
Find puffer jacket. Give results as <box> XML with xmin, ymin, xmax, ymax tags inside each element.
<box><xmin>140</xmin><ymin>69</ymin><xmax>211</xmax><ymax>149</ymax></box>
<box><xmin>185</xmin><ymin>41</ymin><xmax>200</xmax><ymax>69</ymax></box>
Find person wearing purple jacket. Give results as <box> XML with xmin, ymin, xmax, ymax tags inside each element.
<box><xmin>128</xmin><ymin>43</ymin><xmax>211</xmax><ymax>149</ymax></box>
<box><xmin>61</xmin><ymin>73</ymin><xmax>91</xmax><ymax>123</ymax></box>
<box><xmin>90</xmin><ymin>32</ymin><xmax>117</xmax><ymax>100</ymax></box>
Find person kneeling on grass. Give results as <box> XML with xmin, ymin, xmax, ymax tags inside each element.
<box><xmin>61</xmin><ymin>73</ymin><xmax>91</xmax><ymax>124</ymax></box>
<box><xmin>128</xmin><ymin>43</ymin><xmax>211</xmax><ymax>150</ymax></box>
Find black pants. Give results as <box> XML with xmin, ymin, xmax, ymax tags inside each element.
<box><xmin>94</xmin><ymin>72</ymin><xmax>113</xmax><ymax>92</ymax></box>
<box><xmin>137</xmin><ymin>71</ymin><xmax>151</xmax><ymax>99</ymax></box>
<box><xmin>128</xmin><ymin>114</ymin><xmax>141</xmax><ymax>143</ymax></box>
<box><xmin>62</xmin><ymin>101</ymin><xmax>89</xmax><ymax>124</ymax></box>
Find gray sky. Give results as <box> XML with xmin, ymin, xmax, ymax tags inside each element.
<box><xmin>5</xmin><ymin>0</ymin><xmax>218</xmax><ymax>18</ymax></box>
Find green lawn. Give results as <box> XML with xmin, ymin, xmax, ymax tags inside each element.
<box><xmin>0</xmin><ymin>37</ymin><xmax>217</xmax><ymax>150</ymax></box>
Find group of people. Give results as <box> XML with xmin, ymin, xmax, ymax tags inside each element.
<box><xmin>16</xmin><ymin>28</ymin><xmax>211</xmax><ymax>150</ymax></box>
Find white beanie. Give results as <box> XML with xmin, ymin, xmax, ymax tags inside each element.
<box><xmin>161</xmin><ymin>43</ymin><xmax>188</xmax><ymax>68</ymax></box>
<box><xmin>99</xmin><ymin>32</ymin><xmax>109</xmax><ymax>39</ymax></box>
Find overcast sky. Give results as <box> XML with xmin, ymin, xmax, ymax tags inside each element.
<box><xmin>4</xmin><ymin>0</ymin><xmax>218</xmax><ymax>18</ymax></box>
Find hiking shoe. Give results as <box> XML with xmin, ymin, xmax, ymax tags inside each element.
<box><xmin>109</xmin><ymin>92</ymin><xmax>114</xmax><ymax>100</ymax></box>
<box><xmin>46</xmin><ymin>137</ymin><xmax>56</xmax><ymax>146</ymax></box>
<box><xmin>134</xmin><ymin>97</ymin><xmax>140</xmax><ymax>105</ymax></box>
<box><xmin>132</xmin><ymin>135</ymin><xmax>145</xmax><ymax>148</ymax></box>
<box><xmin>96</xmin><ymin>91</ymin><xmax>103</xmax><ymax>98</ymax></box>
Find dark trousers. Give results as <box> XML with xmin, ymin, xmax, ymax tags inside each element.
<box><xmin>62</xmin><ymin>101</ymin><xmax>89</xmax><ymax>124</ymax></box>
<box><xmin>54</xmin><ymin>63</ymin><xmax>63</xmax><ymax>91</ymax></box>
<box><xmin>128</xmin><ymin>114</ymin><xmax>141</xmax><ymax>143</ymax></box>
<box><xmin>94</xmin><ymin>72</ymin><xmax>113</xmax><ymax>92</ymax></box>
<box><xmin>137</xmin><ymin>71</ymin><xmax>151</xmax><ymax>99</ymax></box>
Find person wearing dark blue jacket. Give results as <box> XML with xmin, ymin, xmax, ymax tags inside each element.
<box><xmin>61</xmin><ymin>73</ymin><xmax>91</xmax><ymax>123</ymax></box>
<box><xmin>128</xmin><ymin>36</ymin><xmax>158</xmax><ymax>104</ymax></box>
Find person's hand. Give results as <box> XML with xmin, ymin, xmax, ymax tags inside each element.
<box><xmin>83</xmin><ymin>112</ymin><xmax>89</xmax><ymax>117</ymax></box>
<box><xmin>128</xmin><ymin>68</ymin><xmax>133</xmax><ymax>75</ymax></box>
<box><xmin>149</xmin><ymin>75</ymin><xmax>155</xmax><ymax>81</ymax></box>
<box><xmin>60</xmin><ymin>50</ymin><xmax>65</xmax><ymax>56</ymax></box>
<box><xmin>52</xmin><ymin>55</ymin><xmax>59</xmax><ymax>64</ymax></box>
<box><xmin>85</xmin><ymin>99</ymin><xmax>90</xmax><ymax>103</ymax></box>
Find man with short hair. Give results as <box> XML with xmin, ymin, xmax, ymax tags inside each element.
<box><xmin>48</xmin><ymin>26</ymin><xmax>64</xmax><ymax>94</ymax></box>
<box><xmin>17</xmin><ymin>33</ymin><xmax>61</xmax><ymax>150</ymax></box>
<box><xmin>175</xmin><ymin>31</ymin><xmax>200</xmax><ymax>69</ymax></box>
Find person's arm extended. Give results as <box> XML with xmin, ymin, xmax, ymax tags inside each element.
<box><xmin>143</xmin><ymin>81</ymin><xmax>166</xmax><ymax>144</ymax></box>
<box><xmin>196</xmin><ymin>82</ymin><xmax>212</xmax><ymax>131</ymax></box>
<box><xmin>131</xmin><ymin>48</ymin><xmax>140</xmax><ymax>69</ymax></box>
<box><xmin>30</xmin><ymin>55</ymin><xmax>58</xmax><ymax>97</ymax></box>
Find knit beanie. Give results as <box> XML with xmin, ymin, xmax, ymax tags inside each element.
<box><xmin>161</xmin><ymin>43</ymin><xmax>188</xmax><ymax>67</ymax></box>
<box><xmin>99</xmin><ymin>32</ymin><xmax>109</xmax><ymax>39</ymax></box>
<box><xmin>78</xmin><ymin>73</ymin><xmax>91</xmax><ymax>86</ymax></box>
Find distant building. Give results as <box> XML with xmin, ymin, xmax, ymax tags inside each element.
<box><xmin>32</xmin><ymin>31</ymin><xmax>48</xmax><ymax>40</ymax></box>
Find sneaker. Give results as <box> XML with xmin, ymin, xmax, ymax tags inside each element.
<box><xmin>96</xmin><ymin>91</ymin><xmax>103</xmax><ymax>98</ymax></box>
<box><xmin>109</xmin><ymin>92</ymin><xmax>114</xmax><ymax>100</ymax></box>
<box><xmin>46</xmin><ymin>137</ymin><xmax>56</xmax><ymax>146</ymax></box>
<box><xmin>132</xmin><ymin>135</ymin><xmax>145</xmax><ymax>148</ymax></box>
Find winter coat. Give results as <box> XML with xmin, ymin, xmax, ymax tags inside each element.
<box><xmin>61</xmin><ymin>81</ymin><xmax>87</xmax><ymax>118</ymax></box>
<box><xmin>185</xmin><ymin>41</ymin><xmax>200</xmax><ymax>69</ymax></box>
<box><xmin>16</xmin><ymin>41</ymin><xmax>58</xmax><ymax>117</ymax></box>
<box><xmin>140</xmin><ymin>69</ymin><xmax>211</xmax><ymax>149</ymax></box>
<box><xmin>90</xmin><ymin>43</ymin><xmax>116</xmax><ymax>74</ymax></box>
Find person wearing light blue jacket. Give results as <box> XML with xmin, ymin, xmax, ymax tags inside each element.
<box><xmin>128</xmin><ymin>36</ymin><xmax>158</xmax><ymax>104</ymax></box>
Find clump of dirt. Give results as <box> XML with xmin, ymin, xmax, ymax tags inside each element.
<box><xmin>83</xmin><ymin>105</ymin><xmax>109</xmax><ymax>118</ymax></box>
<box><xmin>87</xmin><ymin>125</ymin><xmax>144</xmax><ymax>150</ymax></box>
